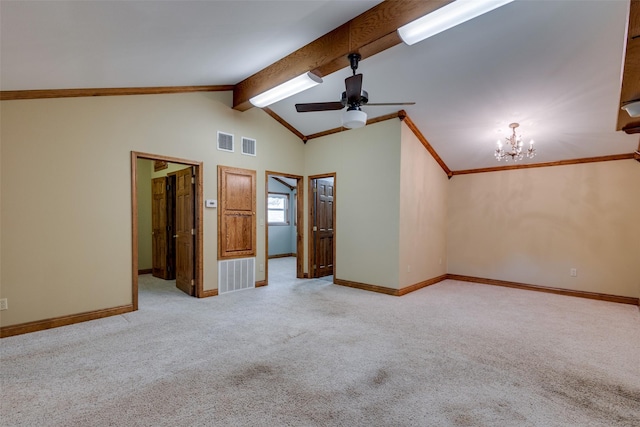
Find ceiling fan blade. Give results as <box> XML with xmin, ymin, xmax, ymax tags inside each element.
<box><xmin>364</xmin><ymin>102</ymin><xmax>416</xmax><ymax>106</ymax></box>
<box><xmin>295</xmin><ymin>102</ymin><xmax>344</xmax><ymax>113</ymax></box>
<box><xmin>345</xmin><ymin>74</ymin><xmax>363</xmax><ymax>104</ymax></box>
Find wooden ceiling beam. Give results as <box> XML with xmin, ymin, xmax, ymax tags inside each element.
<box><xmin>232</xmin><ymin>0</ymin><xmax>454</xmax><ymax>111</ymax></box>
<box><xmin>618</xmin><ymin>0</ymin><xmax>640</xmax><ymax>132</ymax></box>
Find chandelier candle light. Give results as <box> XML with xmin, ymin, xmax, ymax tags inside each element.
<box><xmin>495</xmin><ymin>122</ymin><xmax>536</xmax><ymax>162</ymax></box>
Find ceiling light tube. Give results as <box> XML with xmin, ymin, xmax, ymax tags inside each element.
<box><xmin>249</xmin><ymin>72</ymin><xmax>322</xmax><ymax>108</ymax></box>
<box><xmin>398</xmin><ymin>0</ymin><xmax>515</xmax><ymax>46</ymax></box>
<box><xmin>621</xmin><ymin>100</ymin><xmax>640</xmax><ymax>118</ymax></box>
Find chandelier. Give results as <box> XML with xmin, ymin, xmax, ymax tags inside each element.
<box><xmin>494</xmin><ymin>123</ymin><xmax>536</xmax><ymax>161</ymax></box>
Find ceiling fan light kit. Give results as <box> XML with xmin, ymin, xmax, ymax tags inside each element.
<box><xmin>621</xmin><ymin>100</ymin><xmax>640</xmax><ymax>118</ymax></box>
<box><xmin>295</xmin><ymin>53</ymin><xmax>414</xmax><ymax>129</ymax></box>
<box><xmin>342</xmin><ymin>108</ymin><xmax>367</xmax><ymax>129</ymax></box>
<box><xmin>250</xmin><ymin>72</ymin><xmax>322</xmax><ymax>108</ymax></box>
<box><xmin>398</xmin><ymin>0</ymin><xmax>515</xmax><ymax>45</ymax></box>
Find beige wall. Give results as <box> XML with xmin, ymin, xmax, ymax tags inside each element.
<box><xmin>398</xmin><ymin>122</ymin><xmax>449</xmax><ymax>288</ymax></box>
<box><xmin>304</xmin><ymin>120</ymin><xmax>402</xmax><ymax>288</ymax></box>
<box><xmin>0</xmin><ymin>92</ymin><xmax>304</xmax><ymax>327</ymax></box>
<box><xmin>1</xmin><ymin>90</ymin><xmax>638</xmax><ymax>329</ymax></box>
<box><xmin>447</xmin><ymin>160</ymin><xmax>640</xmax><ymax>298</ymax></box>
<box><xmin>137</xmin><ymin>159</ymin><xmax>153</xmax><ymax>270</ymax></box>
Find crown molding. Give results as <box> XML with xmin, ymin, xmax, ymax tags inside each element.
<box><xmin>0</xmin><ymin>85</ymin><xmax>233</xmax><ymax>101</ymax></box>
<box><xmin>261</xmin><ymin>107</ymin><xmax>307</xmax><ymax>141</ymax></box>
<box><xmin>400</xmin><ymin>113</ymin><xmax>453</xmax><ymax>177</ymax></box>
<box><xmin>451</xmin><ymin>153</ymin><xmax>636</xmax><ymax>176</ymax></box>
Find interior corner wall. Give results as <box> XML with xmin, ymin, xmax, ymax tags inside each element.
<box><xmin>304</xmin><ymin>120</ymin><xmax>402</xmax><ymax>289</ymax></box>
<box><xmin>398</xmin><ymin>122</ymin><xmax>448</xmax><ymax>288</ymax></box>
<box><xmin>447</xmin><ymin>160</ymin><xmax>640</xmax><ymax>298</ymax></box>
<box><xmin>136</xmin><ymin>159</ymin><xmax>153</xmax><ymax>271</ymax></box>
<box><xmin>0</xmin><ymin>91</ymin><xmax>304</xmax><ymax>327</ymax></box>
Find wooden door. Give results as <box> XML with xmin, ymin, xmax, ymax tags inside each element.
<box><xmin>151</xmin><ymin>177</ymin><xmax>170</xmax><ymax>279</ymax></box>
<box><xmin>312</xmin><ymin>178</ymin><xmax>334</xmax><ymax>278</ymax></box>
<box><xmin>175</xmin><ymin>167</ymin><xmax>195</xmax><ymax>295</ymax></box>
<box><xmin>166</xmin><ymin>175</ymin><xmax>176</xmax><ymax>280</ymax></box>
<box><xmin>218</xmin><ymin>166</ymin><xmax>256</xmax><ymax>259</ymax></box>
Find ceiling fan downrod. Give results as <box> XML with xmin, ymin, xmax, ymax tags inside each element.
<box><xmin>348</xmin><ymin>53</ymin><xmax>361</xmax><ymax>75</ymax></box>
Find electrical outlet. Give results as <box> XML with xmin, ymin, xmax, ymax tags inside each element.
<box><xmin>570</xmin><ymin>268</ymin><xmax>577</xmax><ymax>277</ymax></box>
<box><xmin>0</xmin><ymin>298</ymin><xmax>7</xmax><ymax>311</ymax></box>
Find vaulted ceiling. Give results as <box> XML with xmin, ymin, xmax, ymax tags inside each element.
<box><xmin>1</xmin><ymin>0</ymin><xmax>638</xmax><ymax>171</ymax></box>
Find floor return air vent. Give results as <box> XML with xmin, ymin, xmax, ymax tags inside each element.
<box><xmin>218</xmin><ymin>258</ymin><xmax>255</xmax><ymax>294</ymax></box>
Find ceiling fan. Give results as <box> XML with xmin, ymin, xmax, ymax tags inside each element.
<box><xmin>295</xmin><ymin>53</ymin><xmax>415</xmax><ymax>129</ymax></box>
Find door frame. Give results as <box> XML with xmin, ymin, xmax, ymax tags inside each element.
<box><xmin>131</xmin><ymin>151</ymin><xmax>204</xmax><ymax>310</ymax></box>
<box><xmin>308</xmin><ymin>173</ymin><xmax>336</xmax><ymax>279</ymax></box>
<box><xmin>265</xmin><ymin>171</ymin><xmax>304</xmax><ymax>282</ymax></box>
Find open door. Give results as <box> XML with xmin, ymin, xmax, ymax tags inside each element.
<box><xmin>151</xmin><ymin>177</ymin><xmax>169</xmax><ymax>279</ymax></box>
<box><xmin>310</xmin><ymin>175</ymin><xmax>335</xmax><ymax>278</ymax></box>
<box><xmin>175</xmin><ymin>167</ymin><xmax>196</xmax><ymax>296</ymax></box>
<box><xmin>151</xmin><ymin>176</ymin><xmax>176</xmax><ymax>280</ymax></box>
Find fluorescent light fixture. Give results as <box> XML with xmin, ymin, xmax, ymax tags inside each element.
<box><xmin>621</xmin><ymin>100</ymin><xmax>640</xmax><ymax>118</ymax></box>
<box><xmin>249</xmin><ymin>72</ymin><xmax>322</xmax><ymax>108</ymax></box>
<box><xmin>398</xmin><ymin>0</ymin><xmax>515</xmax><ymax>46</ymax></box>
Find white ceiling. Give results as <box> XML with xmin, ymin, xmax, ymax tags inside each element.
<box><xmin>271</xmin><ymin>176</ymin><xmax>298</xmax><ymax>188</ymax></box>
<box><xmin>0</xmin><ymin>0</ymin><xmax>382</xmax><ymax>89</ymax></box>
<box><xmin>2</xmin><ymin>0</ymin><xmax>638</xmax><ymax>171</ymax></box>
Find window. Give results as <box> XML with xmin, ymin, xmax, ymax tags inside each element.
<box><xmin>268</xmin><ymin>193</ymin><xmax>289</xmax><ymax>225</ymax></box>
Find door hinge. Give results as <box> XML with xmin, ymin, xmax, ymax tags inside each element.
<box><xmin>191</xmin><ymin>279</ymin><xmax>195</xmax><ymax>287</ymax></box>
<box><xmin>191</xmin><ymin>228</ymin><xmax>195</xmax><ymax>235</ymax></box>
<box><xmin>166</xmin><ymin>184</ymin><xmax>171</xmax><ymax>191</ymax></box>
<box><xmin>313</xmin><ymin>226</ymin><xmax>317</xmax><ymax>232</ymax></box>
<box><xmin>191</xmin><ymin>176</ymin><xmax>195</xmax><ymax>184</ymax></box>
<box><xmin>313</xmin><ymin>264</ymin><xmax>317</xmax><ymax>270</ymax></box>
<box><xmin>313</xmin><ymin>187</ymin><xmax>317</xmax><ymax>193</ymax></box>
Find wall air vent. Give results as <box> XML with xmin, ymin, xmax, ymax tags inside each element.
<box><xmin>241</xmin><ymin>137</ymin><xmax>257</xmax><ymax>156</ymax></box>
<box><xmin>217</xmin><ymin>131</ymin><xmax>234</xmax><ymax>152</ymax></box>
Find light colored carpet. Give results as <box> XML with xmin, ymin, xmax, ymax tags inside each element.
<box><xmin>1</xmin><ymin>257</ymin><xmax>639</xmax><ymax>426</ymax></box>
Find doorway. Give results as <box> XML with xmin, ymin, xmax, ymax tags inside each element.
<box><xmin>131</xmin><ymin>151</ymin><xmax>203</xmax><ymax>310</ymax></box>
<box><xmin>265</xmin><ymin>171</ymin><xmax>304</xmax><ymax>283</ymax></box>
<box><xmin>308</xmin><ymin>174</ymin><xmax>335</xmax><ymax>279</ymax></box>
